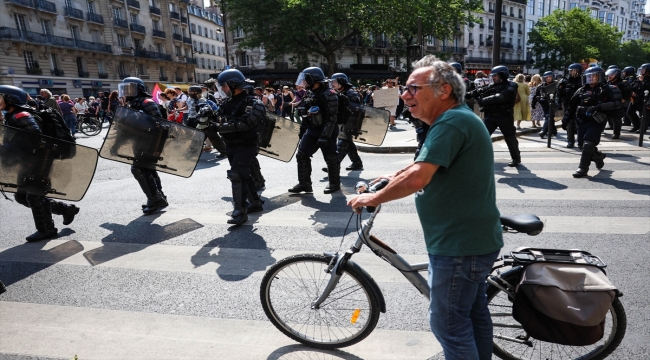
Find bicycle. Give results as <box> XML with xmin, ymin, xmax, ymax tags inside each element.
<box><xmin>260</xmin><ymin>180</ymin><xmax>626</xmax><ymax>359</ymax></box>
<box><xmin>76</xmin><ymin>113</ymin><xmax>103</xmax><ymax>136</ymax></box>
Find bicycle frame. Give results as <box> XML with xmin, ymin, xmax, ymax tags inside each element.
<box><xmin>311</xmin><ymin>204</ymin><xmax>431</xmax><ymax>310</ymax></box>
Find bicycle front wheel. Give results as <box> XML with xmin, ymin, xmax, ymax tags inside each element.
<box><xmin>488</xmin><ymin>268</ymin><xmax>627</xmax><ymax>360</ymax></box>
<box><xmin>260</xmin><ymin>254</ymin><xmax>381</xmax><ymax>350</ymax></box>
<box><xmin>79</xmin><ymin>117</ymin><xmax>102</xmax><ymax>136</ymax></box>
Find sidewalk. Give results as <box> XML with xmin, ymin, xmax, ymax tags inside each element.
<box><xmin>356</xmin><ymin>119</ymin><xmax>554</xmax><ymax>154</ymax></box>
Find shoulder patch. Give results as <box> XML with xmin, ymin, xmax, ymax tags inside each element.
<box><xmin>15</xmin><ymin>112</ymin><xmax>30</xmax><ymax>119</ymax></box>
<box><xmin>143</xmin><ymin>99</ymin><xmax>155</xmax><ymax>104</ymax></box>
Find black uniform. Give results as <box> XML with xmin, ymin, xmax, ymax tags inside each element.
<box><xmin>630</xmin><ymin>75</ymin><xmax>650</xmax><ymax>132</ymax></box>
<box><xmin>127</xmin><ymin>96</ymin><xmax>168</xmax><ymax>213</ymax></box>
<box><xmin>623</xmin><ymin>75</ymin><xmax>638</xmax><ymax>126</ymax></box>
<box><xmin>473</xmin><ymin>80</ymin><xmax>521</xmax><ymax>165</ymax></box>
<box><xmin>564</xmin><ymin>81</ymin><xmax>621</xmax><ymax>176</ymax></box>
<box><xmin>4</xmin><ymin>109</ymin><xmax>79</xmax><ymax>241</ymax></box>
<box><xmin>212</xmin><ymin>90</ymin><xmax>265</xmax><ymax>223</ymax></box>
<box><xmin>607</xmin><ymin>78</ymin><xmax>632</xmax><ymax>138</ymax></box>
<box><xmin>557</xmin><ymin>76</ymin><xmax>582</xmax><ymax>146</ymax></box>
<box><xmin>335</xmin><ymin>86</ymin><xmax>363</xmax><ymax>170</ymax></box>
<box><xmin>532</xmin><ymin>80</ymin><xmax>558</xmax><ymax>138</ymax></box>
<box><xmin>290</xmin><ymin>84</ymin><xmax>339</xmax><ymax>193</ymax></box>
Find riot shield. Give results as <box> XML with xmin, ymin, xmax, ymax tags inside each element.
<box><xmin>258</xmin><ymin>111</ymin><xmax>300</xmax><ymax>162</ymax></box>
<box><xmin>0</xmin><ymin>125</ymin><xmax>98</xmax><ymax>201</ymax></box>
<box><xmin>345</xmin><ymin>104</ymin><xmax>390</xmax><ymax>146</ymax></box>
<box><xmin>99</xmin><ymin>107</ymin><xmax>205</xmax><ymax>178</ymax></box>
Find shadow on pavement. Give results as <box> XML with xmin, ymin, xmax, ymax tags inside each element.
<box><xmin>496</xmin><ymin>164</ymin><xmax>568</xmax><ymax>193</ymax></box>
<box><xmin>587</xmin><ymin>169</ymin><xmax>650</xmax><ymax>193</ymax></box>
<box><xmin>266</xmin><ymin>344</ymin><xmax>365</xmax><ymax>360</ymax></box>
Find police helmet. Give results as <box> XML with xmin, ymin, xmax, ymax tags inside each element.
<box><xmin>583</xmin><ymin>67</ymin><xmax>605</xmax><ymax>85</ymax></box>
<box><xmin>542</xmin><ymin>71</ymin><xmax>555</xmax><ymax>82</ymax></box>
<box><xmin>639</xmin><ymin>63</ymin><xmax>650</xmax><ymax>77</ymax></box>
<box><xmin>119</xmin><ymin>77</ymin><xmax>147</xmax><ymax>99</ymax></box>
<box><xmin>188</xmin><ymin>85</ymin><xmax>203</xmax><ymax>93</ymax></box>
<box><xmin>296</xmin><ymin>67</ymin><xmax>327</xmax><ymax>89</ymax></box>
<box><xmin>489</xmin><ymin>65</ymin><xmax>510</xmax><ymax>82</ymax></box>
<box><xmin>605</xmin><ymin>67</ymin><xmax>621</xmax><ymax>81</ymax></box>
<box><xmin>330</xmin><ymin>73</ymin><xmax>351</xmax><ymax>87</ymax></box>
<box><xmin>0</xmin><ymin>85</ymin><xmax>28</xmax><ymax>108</ymax></box>
<box><xmin>607</xmin><ymin>65</ymin><xmax>619</xmax><ymax>70</ymax></box>
<box><xmin>567</xmin><ymin>63</ymin><xmax>583</xmax><ymax>78</ymax></box>
<box><xmin>217</xmin><ymin>69</ymin><xmax>251</xmax><ymax>98</ymax></box>
<box><xmin>449</xmin><ymin>62</ymin><xmax>463</xmax><ymax>75</ymax></box>
<box><xmin>623</xmin><ymin>66</ymin><xmax>636</xmax><ymax>77</ymax></box>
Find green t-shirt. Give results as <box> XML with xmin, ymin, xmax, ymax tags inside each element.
<box><xmin>414</xmin><ymin>104</ymin><xmax>503</xmax><ymax>256</ymax></box>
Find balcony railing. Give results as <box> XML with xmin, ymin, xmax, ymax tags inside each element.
<box><xmin>175</xmin><ymin>76</ymin><xmax>183</xmax><ymax>82</ymax></box>
<box><xmin>181</xmin><ymin>16</ymin><xmax>188</xmax><ymax>24</ymax></box>
<box><xmin>170</xmin><ymin>11</ymin><xmax>180</xmax><ymax>20</ymax></box>
<box><xmin>114</xmin><ymin>18</ymin><xmax>128</xmax><ymax>28</ymax></box>
<box><xmin>130</xmin><ymin>24</ymin><xmax>146</xmax><ymax>33</ymax></box>
<box><xmin>159</xmin><ymin>75</ymin><xmax>168</xmax><ymax>81</ymax></box>
<box><xmin>87</xmin><ymin>12</ymin><xmax>104</xmax><ymax>24</ymax></box>
<box><xmin>468</xmin><ymin>40</ymin><xmax>474</xmax><ymax>45</ymax></box>
<box><xmin>502</xmin><ymin>42</ymin><xmax>514</xmax><ymax>49</ymax></box>
<box><xmin>489</xmin><ymin>25</ymin><xmax>494</xmax><ymax>30</ymax></box>
<box><xmin>172</xmin><ymin>33</ymin><xmax>182</xmax><ymax>41</ymax></box>
<box><xmin>51</xmin><ymin>69</ymin><xmax>65</xmax><ymax>76</ymax></box>
<box><xmin>488</xmin><ymin>8</ymin><xmax>495</xmax><ymax>12</ymax></box>
<box><xmin>500</xmin><ymin>58</ymin><xmax>527</xmax><ymax>65</ymax></box>
<box><xmin>78</xmin><ymin>70</ymin><xmax>89</xmax><ymax>78</ymax></box>
<box><xmin>0</xmin><ymin>27</ymin><xmax>112</xmax><ymax>53</ymax></box>
<box><xmin>35</xmin><ymin>0</ymin><xmax>56</xmax><ymax>13</ymax></box>
<box><xmin>480</xmin><ymin>24</ymin><xmax>485</xmax><ymax>28</ymax></box>
<box><xmin>180</xmin><ymin>0</ymin><xmax>189</xmax><ymax>4</ymax></box>
<box><xmin>5</xmin><ymin>0</ymin><xmax>33</xmax><ymax>9</ymax></box>
<box><xmin>465</xmin><ymin>57</ymin><xmax>492</xmax><ymax>64</ymax></box>
<box><xmin>183</xmin><ymin>36</ymin><xmax>191</xmax><ymax>44</ymax></box>
<box><xmin>440</xmin><ymin>46</ymin><xmax>467</xmax><ymax>54</ymax></box>
<box><xmin>64</xmin><ymin>6</ymin><xmax>83</xmax><ymax>19</ymax></box>
<box><xmin>127</xmin><ymin>0</ymin><xmax>139</xmax><ymax>9</ymax></box>
<box><xmin>487</xmin><ymin>40</ymin><xmax>494</xmax><ymax>46</ymax></box>
<box><xmin>152</xmin><ymin>29</ymin><xmax>166</xmax><ymax>38</ymax></box>
<box><xmin>118</xmin><ymin>72</ymin><xmax>130</xmax><ymax>79</ymax></box>
<box><xmin>98</xmin><ymin>72</ymin><xmax>108</xmax><ymax>79</ymax></box>
<box><xmin>135</xmin><ymin>49</ymin><xmax>172</xmax><ymax>61</ymax></box>
<box><xmin>186</xmin><ymin>57</ymin><xmax>197</xmax><ymax>65</ymax></box>
<box><xmin>187</xmin><ymin>77</ymin><xmax>194</xmax><ymax>82</ymax></box>
<box><xmin>373</xmin><ymin>40</ymin><xmax>388</xmax><ymax>48</ymax></box>
<box><xmin>26</xmin><ymin>67</ymin><xmax>43</xmax><ymax>75</ymax></box>
<box><xmin>149</xmin><ymin>6</ymin><xmax>160</xmax><ymax>15</ymax></box>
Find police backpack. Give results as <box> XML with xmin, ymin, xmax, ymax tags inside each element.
<box><xmin>336</xmin><ymin>92</ymin><xmax>351</xmax><ymax>125</ymax></box>
<box><xmin>27</xmin><ymin>107</ymin><xmax>76</xmax><ymax>159</ymax></box>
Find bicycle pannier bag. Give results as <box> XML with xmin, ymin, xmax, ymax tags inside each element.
<box><xmin>512</xmin><ymin>263</ymin><xmax>617</xmax><ymax>346</ymax></box>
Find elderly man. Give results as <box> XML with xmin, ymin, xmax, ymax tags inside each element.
<box><xmin>348</xmin><ymin>55</ymin><xmax>503</xmax><ymax>360</ymax></box>
<box><xmin>39</xmin><ymin>89</ymin><xmax>61</xmax><ymax>115</ymax></box>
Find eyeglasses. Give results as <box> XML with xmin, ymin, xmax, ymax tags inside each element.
<box><xmin>405</xmin><ymin>84</ymin><xmax>430</xmax><ymax>96</ymax></box>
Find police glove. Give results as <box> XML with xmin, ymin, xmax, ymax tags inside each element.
<box><xmin>298</xmin><ymin>126</ymin><xmax>306</xmax><ymax>140</ymax></box>
<box><xmin>561</xmin><ymin>115</ymin><xmax>569</xmax><ymax>130</ymax></box>
<box><xmin>585</xmin><ymin>106</ymin><xmax>598</xmax><ymax>117</ymax></box>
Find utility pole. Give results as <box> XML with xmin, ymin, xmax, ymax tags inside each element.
<box><xmin>492</xmin><ymin>0</ymin><xmax>502</xmax><ymax>68</ymax></box>
<box><xmin>221</xmin><ymin>0</ymin><xmax>229</xmax><ymax>67</ymax></box>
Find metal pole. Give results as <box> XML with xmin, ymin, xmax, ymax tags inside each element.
<box><xmin>639</xmin><ymin>90</ymin><xmax>648</xmax><ymax>147</ymax></box>
<box><xmin>221</xmin><ymin>0</ymin><xmax>230</xmax><ymax>67</ymax></box>
<box><xmin>492</xmin><ymin>0</ymin><xmax>502</xmax><ymax>68</ymax></box>
<box><xmin>547</xmin><ymin>94</ymin><xmax>554</xmax><ymax>148</ymax></box>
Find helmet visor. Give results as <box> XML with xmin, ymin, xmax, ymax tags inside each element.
<box><xmin>583</xmin><ymin>72</ymin><xmax>602</xmax><ymax>85</ymax></box>
<box><xmin>639</xmin><ymin>67</ymin><xmax>648</xmax><ymax>77</ymax></box>
<box><xmin>605</xmin><ymin>69</ymin><xmax>619</xmax><ymax>80</ymax></box>
<box><xmin>118</xmin><ymin>83</ymin><xmax>138</xmax><ymax>98</ymax></box>
<box><xmin>218</xmin><ymin>83</ymin><xmax>232</xmax><ymax>99</ymax></box>
<box><xmin>569</xmin><ymin>69</ymin><xmax>580</xmax><ymax>78</ymax></box>
<box><xmin>295</xmin><ymin>72</ymin><xmax>307</xmax><ymax>88</ymax></box>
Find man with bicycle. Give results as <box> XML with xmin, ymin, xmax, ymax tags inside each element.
<box><xmin>348</xmin><ymin>55</ymin><xmax>503</xmax><ymax>360</ymax></box>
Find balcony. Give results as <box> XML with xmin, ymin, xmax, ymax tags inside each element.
<box><xmin>98</xmin><ymin>72</ymin><xmax>109</xmax><ymax>79</ymax></box>
<box><xmin>118</xmin><ymin>72</ymin><xmax>130</xmax><ymax>79</ymax></box>
<box><xmin>181</xmin><ymin>16</ymin><xmax>188</xmax><ymax>24</ymax></box>
<box><xmin>186</xmin><ymin>57</ymin><xmax>197</xmax><ymax>65</ymax></box>
<box><xmin>130</xmin><ymin>24</ymin><xmax>146</xmax><ymax>34</ymax></box>
<box><xmin>373</xmin><ymin>40</ymin><xmax>388</xmax><ymax>48</ymax></box>
<box><xmin>78</xmin><ymin>70</ymin><xmax>89</xmax><ymax>78</ymax></box>
<box><xmin>468</xmin><ymin>40</ymin><xmax>474</xmax><ymax>45</ymax></box>
<box><xmin>159</xmin><ymin>75</ymin><xmax>168</xmax><ymax>81</ymax></box>
<box><xmin>119</xmin><ymin>47</ymin><xmax>134</xmax><ymax>55</ymax></box>
<box><xmin>274</xmin><ymin>62</ymin><xmax>288</xmax><ymax>69</ymax></box>
<box><xmin>87</xmin><ymin>12</ymin><xmax>104</xmax><ymax>24</ymax></box>
<box><xmin>480</xmin><ymin>24</ymin><xmax>485</xmax><ymax>28</ymax></box>
<box><xmin>502</xmin><ymin>42</ymin><xmax>514</xmax><ymax>49</ymax></box>
<box><xmin>173</xmin><ymin>33</ymin><xmax>182</xmax><ymax>41</ymax></box>
<box><xmin>518</xmin><ymin>30</ymin><xmax>523</xmax><ymax>34</ymax></box>
<box><xmin>480</xmin><ymin>41</ymin><xmax>485</xmax><ymax>46</ymax></box>
<box><xmin>114</xmin><ymin>18</ymin><xmax>128</xmax><ymax>29</ymax></box>
<box><xmin>175</xmin><ymin>76</ymin><xmax>183</xmax><ymax>82</ymax></box>
<box><xmin>489</xmin><ymin>25</ymin><xmax>494</xmax><ymax>30</ymax></box>
<box><xmin>465</xmin><ymin>57</ymin><xmax>492</xmax><ymax>64</ymax></box>
<box><xmin>170</xmin><ymin>11</ymin><xmax>180</xmax><ymax>21</ymax></box>
<box><xmin>152</xmin><ymin>29</ymin><xmax>166</xmax><ymax>38</ymax></box>
<box><xmin>176</xmin><ymin>55</ymin><xmax>185</xmax><ymax>62</ymax></box>
<box><xmin>149</xmin><ymin>6</ymin><xmax>160</xmax><ymax>16</ymax></box>
<box><xmin>500</xmin><ymin>58</ymin><xmax>527</xmax><ymax>65</ymax></box>
<box><xmin>34</xmin><ymin>0</ymin><xmax>56</xmax><ymax>13</ymax></box>
<box><xmin>0</xmin><ymin>27</ymin><xmax>112</xmax><ymax>53</ymax></box>
<box><xmin>488</xmin><ymin>8</ymin><xmax>495</xmax><ymax>12</ymax></box>
<box><xmin>187</xmin><ymin>77</ymin><xmax>194</xmax><ymax>82</ymax></box>
<box><xmin>5</xmin><ymin>0</ymin><xmax>33</xmax><ymax>9</ymax></box>
<box><xmin>183</xmin><ymin>36</ymin><xmax>191</xmax><ymax>44</ymax></box>
<box><xmin>127</xmin><ymin>0</ymin><xmax>140</xmax><ymax>9</ymax></box>
<box><xmin>135</xmin><ymin>49</ymin><xmax>172</xmax><ymax>61</ymax></box>
<box><xmin>51</xmin><ymin>69</ymin><xmax>65</xmax><ymax>76</ymax></box>
<box><xmin>509</xmin><ymin>12</ymin><xmax>514</xmax><ymax>17</ymax></box>
<box><xmin>26</xmin><ymin>67</ymin><xmax>43</xmax><ymax>75</ymax></box>
<box><xmin>487</xmin><ymin>40</ymin><xmax>494</xmax><ymax>46</ymax></box>
<box><xmin>440</xmin><ymin>46</ymin><xmax>467</xmax><ymax>54</ymax></box>
<box><xmin>180</xmin><ymin>0</ymin><xmax>189</xmax><ymax>4</ymax></box>
<box><xmin>64</xmin><ymin>6</ymin><xmax>84</xmax><ymax>20</ymax></box>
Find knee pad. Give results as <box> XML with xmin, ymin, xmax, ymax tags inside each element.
<box><xmin>227</xmin><ymin>170</ymin><xmax>241</xmax><ymax>182</ymax></box>
<box><xmin>324</xmin><ymin>154</ymin><xmax>339</xmax><ymax>165</ymax></box>
<box><xmin>583</xmin><ymin>141</ymin><xmax>596</xmax><ymax>151</ymax></box>
<box><xmin>296</xmin><ymin>150</ymin><xmax>310</xmax><ymax>162</ymax></box>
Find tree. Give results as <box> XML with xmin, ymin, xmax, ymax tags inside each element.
<box><xmin>223</xmin><ymin>0</ymin><xmax>480</xmax><ymax>76</ymax></box>
<box><xmin>611</xmin><ymin>40</ymin><xmax>650</xmax><ymax>68</ymax></box>
<box><xmin>527</xmin><ymin>8</ymin><xmax>622</xmax><ymax>71</ymax></box>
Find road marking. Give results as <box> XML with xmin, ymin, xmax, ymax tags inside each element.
<box><xmin>0</xmin><ymin>301</ymin><xmax>442</xmax><ymax>360</ymax></box>
<box><xmin>350</xmin><ymin>169</ymin><xmax>650</xmax><ymax>180</ymax></box>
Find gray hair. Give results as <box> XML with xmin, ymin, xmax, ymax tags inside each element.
<box><xmin>413</xmin><ymin>55</ymin><xmax>466</xmax><ymax>104</ymax></box>
<box><xmin>40</xmin><ymin>88</ymin><xmax>52</xmax><ymax>97</ymax></box>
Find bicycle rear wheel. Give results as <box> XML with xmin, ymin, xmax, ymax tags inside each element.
<box><xmin>79</xmin><ymin>116</ymin><xmax>102</xmax><ymax>136</ymax></box>
<box><xmin>488</xmin><ymin>268</ymin><xmax>627</xmax><ymax>360</ymax></box>
<box><xmin>260</xmin><ymin>254</ymin><xmax>381</xmax><ymax>350</ymax></box>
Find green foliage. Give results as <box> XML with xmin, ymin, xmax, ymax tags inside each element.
<box><xmin>527</xmin><ymin>8</ymin><xmax>622</xmax><ymax>71</ymax></box>
<box><xmin>223</xmin><ymin>0</ymin><xmax>480</xmax><ymax>75</ymax></box>
<box><xmin>608</xmin><ymin>40</ymin><xmax>650</xmax><ymax>68</ymax></box>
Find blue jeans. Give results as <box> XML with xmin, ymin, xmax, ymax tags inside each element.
<box><xmin>64</xmin><ymin>114</ymin><xmax>77</xmax><ymax>135</ymax></box>
<box><xmin>428</xmin><ymin>250</ymin><xmax>500</xmax><ymax>360</ymax></box>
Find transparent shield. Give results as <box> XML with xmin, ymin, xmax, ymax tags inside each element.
<box><xmin>0</xmin><ymin>124</ymin><xmax>98</xmax><ymax>201</ymax></box>
<box><xmin>99</xmin><ymin>106</ymin><xmax>206</xmax><ymax>178</ymax></box>
<box><xmin>258</xmin><ymin>111</ymin><xmax>300</xmax><ymax>162</ymax></box>
<box><xmin>118</xmin><ymin>83</ymin><xmax>138</xmax><ymax>99</ymax></box>
<box><xmin>346</xmin><ymin>104</ymin><xmax>390</xmax><ymax>146</ymax></box>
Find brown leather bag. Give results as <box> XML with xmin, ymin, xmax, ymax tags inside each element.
<box><xmin>515</xmin><ymin>92</ymin><xmax>521</xmax><ymax>104</ymax></box>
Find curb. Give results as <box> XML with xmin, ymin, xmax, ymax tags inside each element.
<box><xmin>357</xmin><ymin>124</ymin><xmax>563</xmax><ymax>154</ymax></box>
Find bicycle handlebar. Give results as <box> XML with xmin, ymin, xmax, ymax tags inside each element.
<box><xmin>354</xmin><ymin>178</ymin><xmax>389</xmax><ymax>213</ymax></box>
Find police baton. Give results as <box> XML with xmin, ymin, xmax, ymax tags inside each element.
<box><xmin>639</xmin><ymin>90</ymin><xmax>649</xmax><ymax>147</ymax></box>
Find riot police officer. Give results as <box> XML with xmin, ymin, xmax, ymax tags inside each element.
<box><xmin>0</xmin><ymin>85</ymin><xmax>79</xmax><ymax>241</ymax></box>
<box><xmin>605</xmin><ymin>67</ymin><xmax>631</xmax><ymax>139</ymax></box>
<box><xmin>631</xmin><ymin>63</ymin><xmax>650</xmax><ymax>133</ymax></box>
<box><xmin>119</xmin><ymin>77</ymin><xmax>168</xmax><ymax>215</ymax></box>
<box><xmin>185</xmin><ymin>85</ymin><xmax>209</xmax><ymax>128</ymax></box>
<box><xmin>622</xmin><ymin>66</ymin><xmax>637</xmax><ymax>126</ymax></box>
<box><xmin>557</xmin><ymin>64</ymin><xmax>583</xmax><ymax>147</ymax></box>
<box><xmin>326</xmin><ymin>72</ymin><xmax>363</xmax><ymax>171</ymax></box>
<box><xmin>289</xmin><ymin>67</ymin><xmax>340</xmax><ymax>193</ymax></box>
<box><xmin>450</xmin><ymin>62</ymin><xmax>476</xmax><ymax>110</ymax></box>
<box><xmin>212</xmin><ymin>69</ymin><xmax>265</xmax><ymax>225</ymax></box>
<box><xmin>469</xmin><ymin>65</ymin><xmax>521</xmax><ymax>167</ymax></box>
<box><xmin>563</xmin><ymin>67</ymin><xmax>622</xmax><ymax>177</ymax></box>
<box><xmin>532</xmin><ymin>71</ymin><xmax>558</xmax><ymax>139</ymax></box>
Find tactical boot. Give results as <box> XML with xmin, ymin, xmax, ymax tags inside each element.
<box><xmin>27</xmin><ymin>196</ymin><xmax>58</xmax><ymax>242</ymax></box>
<box><xmin>51</xmin><ymin>201</ymin><xmax>80</xmax><ymax>226</ymax></box>
<box><xmin>247</xmin><ymin>199</ymin><xmax>265</xmax><ymax>214</ymax></box>
<box><xmin>573</xmin><ymin>142</ymin><xmax>596</xmax><ymax>178</ymax></box>
<box><xmin>345</xmin><ymin>162</ymin><xmax>364</xmax><ymax>171</ymax></box>
<box><xmin>290</xmin><ymin>152</ymin><xmax>313</xmax><ymax>193</ymax></box>
<box><xmin>324</xmin><ymin>154</ymin><xmax>341</xmax><ymax>194</ymax></box>
<box><xmin>227</xmin><ymin>170</ymin><xmax>248</xmax><ymax>225</ymax></box>
<box><xmin>504</xmin><ymin>136</ymin><xmax>521</xmax><ymax>167</ymax></box>
<box><xmin>611</xmin><ymin>134</ymin><xmax>620</xmax><ymax>139</ymax></box>
<box><xmin>26</xmin><ymin>228</ymin><xmax>58</xmax><ymax>242</ymax></box>
<box><xmin>592</xmin><ymin>148</ymin><xmax>606</xmax><ymax>170</ymax></box>
<box><xmin>566</xmin><ymin>142</ymin><xmax>575</xmax><ymax>148</ymax></box>
<box><xmin>324</xmin><ymin>183</ymin><xmax>341</xmax><ymax>194</ymax></box>
<box><xmin>143</xmin><ymin>194</ymin><xmax>167</xmax><ymax>209</ymax></box>
<box><xmin>142</xmin><ymin>194</ymin><xmax>168</xmax><ymax>215</ymax></box>
<box><xmin>0</xmin><ymin>280</ymin><xmax>6</xmax><ymax>295</ymax></box>
<box><xmin>288</xmin><ymin>183</ymin><xmax>313</xmax><ymax>193</ymax></box>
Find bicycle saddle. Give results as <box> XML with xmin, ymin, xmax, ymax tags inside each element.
<box><xmin>500</xmin><ymin>214</ymin><xmax>544</xmax><ymax>235</ymax></box>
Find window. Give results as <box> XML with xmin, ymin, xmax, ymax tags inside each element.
<box><xmin>234</xmin><ymin>28</ymin><xmax>244</xmax><ymax>38</ymax></box>
<box><xmin>138</xmin><ymin>64</ymin><xmax>146</xmax><ymax>76</ymax></box>
<box><xmin>199</xmin><ymin>42</ymin><xmax>204</xmax><ymax>52</ymax></box>
<box><xmin>65</xmin><ymin>0</ymin><xmax>72</xmax><ymax>8</ymax></box>
<box><xmin>607</xmin><ymin>13</ymin><xmax>613</xmax><ymax>24</ymax></box>
<box><xmin>570</xmin><ymin>2</ymin><xmax>577</xmax><ymax>9</ymax></box>
<box><xmin>201</xmin><ymin>58</ymin><xmax>205</xmax><ymax>68</ymax></box>
<box><xmin>527</xmin><ymin>20</ymin><xmax>535</xmax><ymax>33</ymax></box>
<box><xmin>159</xmin><ymin>66</ymin><xmax>165</xmax><ymax>76</ymax></box>
<box><xmin>119</xmin><ymin>61</ymin><xmax>128</xmax><ymax>76</ymax></box>
<box><xmin>41</xmin><ymin>19</ymin><xmax>52</xmax><ymax>35</ymax></box>
<box><xmin>113</xmin><ymin>7</ymin><xmax>122</xmax><ymax>20</ymax></box>
<box><xmin>97</xmin><ymin>60</ymin><xmax>105</xmax><ymax>74</ymax></box>
<box><xmin>175</xmin><ymin>46</ymin><xmax>181</xmax><ymax>55</ymax></box>
<box><xmin>130</xmin><ymin>13</ymin><xmax>138</xmax><ymax>24</ymax></box>
<box><xmin>191</xmin><ymin>24</ymin><xmax>196</xmax><ymax>34</ymax></box>
<box><xmin>87</xmin><ymin>1</ymin><xmax>95</xmax><ymax>14</ymax></box>
<box><xmin>239</xmin><ymin>52</ymin><xmax>249</xmax><ymax>66</ymax></box>
<box><xmin>50</xmin><ymin>53</ymin><xmax>60</xmax><ymax>70</ymax></box>
<box><xmin>133</xmin><ymin>38</ymin><xmax>141</xmax><ymax>49</ymax></box>
<box><xmin>489</xmin><ymin>2</ymin><xmax>494</xmax><ymax>11</ymax></box>
<box><xmin>599</xmin><ymin>11</ymin><xmax>605</xmax><ymax>22</ymax></box>
<box><xmin>117</xmin><ymin>34</ymin><xmax>127</xmax><ymax>47</ymax></box>
<box><xmin>70</xmin><ymin>25</ymin><xmax>80</xmax><ymax>40</ymax></box>
<box><xmin>77</xmin><ymin>57</ymin><xmax>85</xmax><ymax>72</ymax></box>
<box><xmin>152</xmin><ymin>20</ymin><xmax>159</xmax><ymax>30</ymax></box>
<box><xmin>173</xmin><ymin>25</ymin><xmax>179</xmax><ymax>34</ymax></box>
<box><xmin>591</xmin><ymin>9</ymin><xmax>597</xmax><ymax>18</ymax></box>
<box><xmin>156</xmin><ymin>43</ymin><xmax>163</xmax><ymax>53</ymax></box>
<box><xmin>148</xmin><ymin>0</ymin><xmax>154</xmax><ymax>6</ymax></box>
<box><xmin>538</xmin><ymin>0</ymin><xmax>545</xmax><ymax>16</ymax></box>
<box><xmin>91</xmin><ymin>30</ymin><xmax>100</xmax><ymax>43</ymax></box>
<box><xmin>210</xmin><ymin>29</ymin><xmax>213</xmax><ymax>38</ymax></box>
<box><xmin>212</xmin><ymin>45</ymin><xmax>215</xmax><ymax>54</ymax></box>
<box><xmin>528</xmin><ymin>0</ymin><xmax>534</xmax><ymax>15</ymax></box>
<box><xmin>14</xmin><ymin>14</ymin><xmax>27</xmax><ymax>33</ymax></box>
<box><xmin>23</xmin><ymin>51</ymin><xmax>36</xmax><ymax>68</ymax></box>
<box><xmin>519</xmin><ymin>9</ymin><xmax>522</xmax><ymax>17</ymax></box>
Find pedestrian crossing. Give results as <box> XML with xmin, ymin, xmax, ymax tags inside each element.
<box><xmin>0</xmin><ymin>132</ymin><xmax>649</xmax><ymax>360</ymax></box>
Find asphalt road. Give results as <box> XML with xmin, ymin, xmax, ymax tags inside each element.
<box><xmin>0</xmin><ymin>124</ymin><xmax>649</xmax><ymax>360</ymax></box>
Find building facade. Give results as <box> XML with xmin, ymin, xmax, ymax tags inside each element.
<box><xmin>188</xmin><ymin>3</ymin><xmax>226</xmax><ymax>83</ymax></box>
<box><xmin>0</xmin><ymin>0</ymin><xmax>196</xmax><ymax>98</ymax></box>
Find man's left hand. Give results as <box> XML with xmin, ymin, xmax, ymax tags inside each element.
<box><xmin>347</xmin><ymin>193</ymin><xmax>379</xmax><ymax>214</ymax></box>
